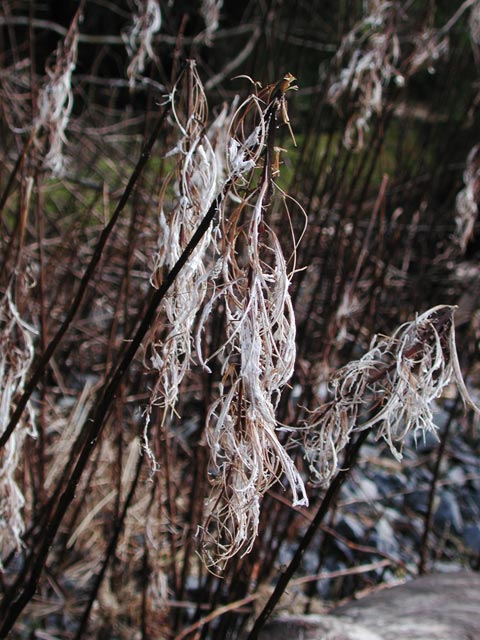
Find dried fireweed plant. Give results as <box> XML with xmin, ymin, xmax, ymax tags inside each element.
<box><xmin>144</xmin><ymin>67</ymin><xmax>307</xmax><ymax>570</ymax></box>
<box><xmin>146</xmin><ymin>62</ymin><xmax>221</xmax><ymax>428</ymax></box>
<box><xmin>327</xmin><ymin>1</ymin><xmax>405</xmax><ymax>149</ymax></box>
<box><xmin>0</xmin><ymin>291</ymin><xmax>36</xmax><ymax>565</ymax></box>
<box><xmin>34</xmin><ymin>6</ymin><xmax>82</xmax><ymax>176</ymax></box>
<box><xmin>198</xmin><ymin>80</ymin><xmax>309</xmax><ymax>570</ymax></box>
<box><xmin>0</xmin><ymin>1</ymin><xmax>479</xmax><ymax>637</ymax></box>
<box><xmin>327</xmin><ymin>0</ymin><xmax>474</xmax><ymax>150</ymax></box>
<box><xmin>123</xmin><ymin>0</ymin><xmax>162</xmax><ymax>88</ymax></box>
<box><xmin>302</xmin><ymin>305</ymin><xmax>479</xmax><ymax>486</ymax></box>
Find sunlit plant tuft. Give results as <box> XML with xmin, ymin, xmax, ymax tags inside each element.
<box><xmin>303</xmin><ymin>306</ymin><xmax>479</xmax><ymax>486</ymax></box>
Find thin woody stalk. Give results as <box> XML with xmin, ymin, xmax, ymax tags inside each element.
<box><xmin>247</xmin><ymin>430</ymin><xmax>369</xmax><ymax>639</ymax></box>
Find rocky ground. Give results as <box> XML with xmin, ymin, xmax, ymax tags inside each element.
<box><xmin>267</xmin><ymin>397</ymin><xmax>480</xmax><ymax>614</ymax></box>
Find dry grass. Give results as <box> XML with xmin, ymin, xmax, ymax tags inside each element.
<box><xmin>0</xmin><ymin>1</ymin><xmax>479</xmax><ymax>638</ymax></box>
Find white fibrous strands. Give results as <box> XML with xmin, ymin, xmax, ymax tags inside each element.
<box><xmin>0</xmin><ymin>292</ymin><xmax>36</xmax><ymax>565</ymax></box>
<box><xmin>454</xmin><ymin>144</ymin><xmax>480</xmax><ymax>253</ymax></box>
<box><xmin>35</xmin><ymin>8</ymin><xmax>81</xmax><ymax>176</ymax></box>
<box><xmin>303</xmin><ymin>306</ymin><xmax>479</xmax><ymax>487</ymax></box>
<box><xmin>200</xmin><ymin>0</ymin><xmax>223</xmax><ymax>45</ymax></box>
<box><xmin>147</xmin><ymin>62</ymin><xmax>220</xmax><ymax>421</ymax></box>
<box><xmin>124</xmin><ymin>0</ymin><xmax>162</xmax><ymax>88</ymax></box>
<box><xmin>198</xmin><ymin>91</ymin><xmax>308</xmax><ymax>570</ymax></box>
<box><xmin>327</xmin><ymin>2</ymin><xmax>404</xmax><ymax>149</ymax></box>
<box><xmin>406</xmin><ymin>0</ymin><xmax>480</xmax><ymax>76</ymax></box>
<box><xmin>145</xmin><ymin>70</ymin><xmax>305</xmax><ymax>569</ymax></box>
<box><xmin>327</xmin><ymin>2</ymin><xmax>472</xmax><ymax>150</ymax></box>
<box><xmin>407</xmin><ymin>28</ymin><xmax>449</xmax><ymax>76</ymax></box>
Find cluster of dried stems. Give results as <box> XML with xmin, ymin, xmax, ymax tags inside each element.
<box><xmin>327</xmin><ymin>1</ymin><xmax>406</xmax><ymax>149</ymax></box>
<box><xmin>0</xmin><ymin>0</ymin><xmax>479</xmax><ymax>638</ymax></box>
<box><xmin>327</xmin><ymin>0</ymin><xmax>476</xmax><ymax>150</ymax></box>
<box><xmin>146</xmin><ymin>63</ymin><xmax>218</xmax><ymax>422</ymax></box>
<box><xmin>198</xmin><ymin>90</ymin><xmax>308</xmax><ymax>569</ymax></box>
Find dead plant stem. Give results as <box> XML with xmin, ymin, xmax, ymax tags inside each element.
<box><xmin>73</xmin><ymin>446</ymin><xmax>144</xmax><ymax>640</ymax></box>
<box><xmin>246</xmin><ymin>429</ymin><xmax>370</xmax><ymax>638</ymax></box>
<box><xmin>418</xmin><ymin>393</ymin><xmax>460</xmax><ymax>574</ymax></box>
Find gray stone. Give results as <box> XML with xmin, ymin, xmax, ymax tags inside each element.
<box><xmin>256</xmin><ymin>571</ymin><xmax>480</xmax><ymax>640</ymax></box>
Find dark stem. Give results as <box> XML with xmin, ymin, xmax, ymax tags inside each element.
<box><xmin>0</xmin><ymin>132</ymin><xmax>34</xmax><ymax>219</ymax></box>
<box><xmin>73</xmin><ymin>447</ymin><xmax>144</xmax><ymax>640</ymax></box>
<box><xmin>246</xmin><ymin>429</ymin><xmax>370</xmax><ymax>638</ymax></box>
<box><xmin>418</xmin><ymin>394</ymin><xmax>460</xmax><ymax>574</ymax></box>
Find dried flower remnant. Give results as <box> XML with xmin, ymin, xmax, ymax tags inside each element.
<box><xmin>327</xmin><ymin>1</ymin><xmax>472</xmax><ymax>150</ymax></box>
<box><xmin>146</xmin><ymin>72</ymin><xmax>265</xmax><ymax>427</ymax></box>
<box><xmin>454</xmin><ymin>144</ymin><xmax>480</xmax><ymax>253</ymax></box>
<box><xmin>145</xmin><ymin>70</ymin><xmax>305</xmax><ymax>569</ymax></box>
<box><xmin>147</xmin><ymin>62</ymin><xmax>221</xmax><ymax>421</ymax></box>
<box><xmin>406</xmin><ymin>29</ymin><xmax>449</xmax><ymax>76</ymax></box>
<box><xmin>124</xmin><ymin>0</ymin><xmax>162</xmax><ymax>88</ymax></box>
<box><xmin>327</xmin><ymin>1</ymin><xmax>404</xmax><ymax>149</ymax></box>
<box><xmin>35</xmin><ymin>8</ymin><xmax>81</xmax><ymax>176</ymax></box>
<box><xmin>303</xmin><ymin>306</ymin><xmax>479</xmax><ymax>486</ymax></box>
<box><xmin>0</xmin><ymin>293</ymin><xmax>36</xmax><ymax>564</ymax></box>
<box><xmin>200</xmin><ymin>0</ymin><xmax>223</xmax><ymax>45</ymax></box>
<box><xmin>198</xmin><ymin>84</ymin><xmax>307</xmax><ymax>570</ymax></box>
